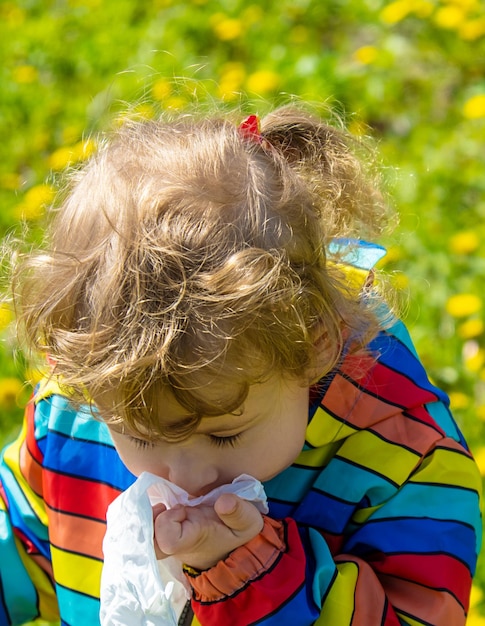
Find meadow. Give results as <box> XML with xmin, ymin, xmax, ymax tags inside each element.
<box><xmin>1</xmin><ymin>0</ymin><xmax>484</xmax><ymax>623</ymax></box>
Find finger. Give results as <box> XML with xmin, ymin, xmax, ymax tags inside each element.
<box><xmin>214</xmin><ymin>494</ymin><xmax>264</xmax><ymax>537</ymax></box>
<box><xmin>152</xmin><ymin>502</ymin><xmax>167</xmax><ymax>520</ymax></box>
<box><xmin>154</xmin><ymin>506</ymin><xmax>187</xmax><ymax>556</ymax></box>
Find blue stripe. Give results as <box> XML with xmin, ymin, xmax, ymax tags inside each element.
<box><xmin>0</xmin><ymin>509</ymin><xmax>39</xmax><ymax>624</ymax></box>
<box><xmin>295</xmin><ymin>489</ymin><xmax>356</xmax><ymax>533</ymax></box>
<box><xmin>42</xmin><ymin>431</ymin><xmax>134</xmax><ymax>490</ymax></box>
<box><xmin>368</xmin><ymin>329</ymin><xmax>449</xmax><ymax>406</ymax></box>
<box><xmin>56</xmin><ymin>583</ymin><xmax>101</xmax><ymax>625</ymax></box>
<box><xmin>344</xmin><ymin>517</ymin><xmax>477</xmax><ymax>569</ymax></box>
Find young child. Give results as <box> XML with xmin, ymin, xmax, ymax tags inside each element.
<box><xmin>0</xmin><ymin>105</ymin><xmax>481</xmax><ymax>626</ymax></box>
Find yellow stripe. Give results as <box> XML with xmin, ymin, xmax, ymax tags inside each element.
<box><xmin>15</xmin><ymin>536</ymin><xmax>59</xmax><ymax>622</ymax></box>
<box><xmin>2</xmin><ymin>422</ymin><xmax>49</xmax><ymax>526</ymax></box>
<box><xmin>409</xmin><ymin>447</ymin><xmax>482</xmax><ymax>492</ymax></box>
<box><xmin>395</xmin><ymin>611</ymin><xmax>427</xmax><ymax>626</ymax></box>
<box><xmin>51</xmin><ymin>545</ymin><xmax>102</xmax><ymax>599</ymax></box>
<box><xmin>305</xmin><ymin>406</ymin><xmax>357</xmax><ymax>448</ymax></box>
<box><xmin>337</xmin><ymin>429</ymin><xmax>420</xmax><ymax>485</ymax></box>
<box><xmin>314</xmin><ymin>561</ymin><xmax>358</xmax><ymax>625</ymax></box>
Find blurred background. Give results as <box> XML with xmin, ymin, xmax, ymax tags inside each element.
<box><xmin>1</xmin><ymin>0</ymin><xmax>484</xmax><ymax>623</ymax></box>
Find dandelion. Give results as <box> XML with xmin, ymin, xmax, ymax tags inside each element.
<box><xmin>15</xmin><ymin>184</ymin><xmax>55</xmax><ymax>220</ymax></box>
<box><xmin>0</xmin><ymin>378</ymin><xmax>23</xmax><ymax>409</ymax></box>
<box><xmin>12</xmin><ymin>65</ymin><xmax>38</xmax><ymax>84</ymax></box>
<box><xmin>353</xmin><ymin>46</ymin><xmax>379</xmax><ymax>65</ymax></box>
<box><xmin>213</xmin><ymin>17</ymin><xmax>243</xmax><ymax>41</ymax></box>
<box><xmin>434</xmin><ymin>5</ymin><xmax>466</xmax><ymax>29</ymax></box>
<box><xmin>460</xmin><ymin>18</ymin><xmax>485</xmax><ymax>40</ymax></box>
<box><xmin>448</xmin><ymin>391</ymin><xmax>470</xmax><ymax>410</ymax></box>
<box><xmin>458</xmin><ymin>318</ymin><xmax>484</xmax><ymax>339</ymax></box>
<box><xmin>445</xmin><ymin>293</ymin><xmax>482</xmax><ymax>318</ymax></box>
<box><xmin>0</xmin><ymin>304</ymin><xmax>13</xmax><ymax>331</ymax></box>
<box><xmin>152</xmin><ymin>79</ymin><xmax>172</xmax><ymax>102</ymax></box>
<box><xmin>463</xmin><ymin>94</ymin><xmax>485</xmax><ymax>119</ymax></box>
<box><xmin>449</xmin><ymin>230</ymin><xmax>480</xmax><ymax>254</ymax></box>
<box><xmin>48</xmin><ymin>139</ymin><xmax>96</xmax><ymax>171</ymax></box>
<box><xmin>411</xmin><ymin>0</ymin><xmax>434</xmax><ymax>18</ymax></box>
<box><xmin>380</xmin><ymin>1</ymin><xmax>412</xmax><ymax>25</ymax></box>
<box><xmin>246</xmin><ymin>70</ymin><xmax>280</xmax><ymax>95</ymax></box>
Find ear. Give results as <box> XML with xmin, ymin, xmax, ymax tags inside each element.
<box><xmin>304</xmin><ymin>324</ymin><xmax>341</xmax><ymax>383</ymax></box>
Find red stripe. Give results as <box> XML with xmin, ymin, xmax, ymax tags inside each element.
<box><xmin>43</xmin><ymin>469</ymin><xmax>121</xmax><ymax>521</ymax></box>
<box><xmin>371</xmin><ymin>553</ymin><xmax>471</xmax><ymax>609</ymax></box>
<box><xmin>194</xmin><ymin>519</ymin><xmax>306</xmax><ymax>625</ymax></box>
<box><xmin>25</xmin><ymin>400</ymin><xmax>45</xmax><ymax>465</ymax></box>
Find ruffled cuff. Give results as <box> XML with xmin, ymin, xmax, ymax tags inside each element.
<box><xmin>184</xmin><ymin>516</ymin><xmax>286</xmax><ymax>602</ymax></box>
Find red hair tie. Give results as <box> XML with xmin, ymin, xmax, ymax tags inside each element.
<box><xmin>238</xmin><ymin>114</ymin><xmax>262</xmax><ymax>144</ymax></box>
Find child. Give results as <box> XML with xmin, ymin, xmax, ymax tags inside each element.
<box><xmin>0</xmin><ymin>105</ymin><xmax>481</xmax><ymax>626</ymax></box>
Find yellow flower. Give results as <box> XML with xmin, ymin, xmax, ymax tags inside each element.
<box><xmin>0</xmin><ymin>378</ymin><xmax>23</xmax><ymax>409</ymax></box>
<box><xmin>463</xmin><ymin>94</ymin><xmax>485</xmax><ymax>119</ymax></box>
<box><xmin>213</xmin><ymin>17</ymin><xmax>243</xmax><ymax>41</ymax></box>
<box><xmin>0</xmin><ymin>304</ymin><xmax>13</xmax><ymax>331</ymax></box>
<box><xmin>446</xmin><ymin>293</ymin><xmax>482</xmax><ymax>318</ymax></box>
<box><xmin>163</xmin><ymin>96</ymin><xmax>187</xmax><ymax>110</ymax></box>
<box><xmin>434</xmin><ymin>5</ymin><xmax>466</xmax><ymax>29</ymax></box>
<box><xmin>353</xmin><ymin>45</ymin><xmax>379</xmax><ymax>65</ymax></box>
<box><xmin>246</xmin><ymin>70</ymin><xmax>280</xmax><ymax>95</ymax></box>
<box><xmin>411</xmin><ymin>0</ymin><xmax>434</xmax><ymax>18</ymax></box>
<box><xmin>132</xmin><ymin>103</ymin><xmax>155</xmax><ymax>119</ymax></box>
<box><xmin>218</xmin><ymin>63</ymin><xmax>246</xmax><ymax>100</ymax></box>
<box><xmin>467</xmin><ymin>607</ymin><xmax>485</xmax><ymax>626</ymax></box>
<box><xmin>460</xmin><ymin>18</ymin><xmax>485</xmax><ymax>40</ymax></box>
<box><xmin>448</xmin><ymin>391</ymin><xmax>470</xmax><ymax>410</ymax></box>
<box><xmin>458</xmin><ymin>318</ymin><xmax>484</xmax><ymax>339</ymax></box>
<box><xmin>12</xmin><ymin>65</ymin><xmax>38</xmax><ymax>84</ymax></box>
<box><xmin>48</xmin><ymin>139</ymin><xmax>96</xmax><ymax>170</ymax></box>
<box><xmin>15</xmin><ymin>184</ymin><xmax>56</xmax><ymax>220</ymax></box>
<box><xmin>152</xmin><ymin>79</ymin><xmax>172</xmax><ymax>102</ymax></box>
<box><xmin>380</xmin><ymin>1</ymin><xmax>412</xmax><ymax>25</ymax></box>
<box><xmin>48</xmin><ymin>146</ymin><xmax>75</xmax><ymax>170</ymax></box>
<box><xmin>449</xmin><ymin>230</ymin><xmax>480</xmax><ymax>254</ymax></box>
<box><xmin>470</xmin><ymin>583</ymin><xmax>484</xmax><ymax>608</ymax></box>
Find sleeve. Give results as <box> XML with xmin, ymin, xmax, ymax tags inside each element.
<box><xmin>0</xmin><ymin>398</ymin><xmax>60</xmax><ymax>625</ymax></box>
<box><xmin>183</xmin><ymin>327</ymin><xmax>482</xmax><ymax>625</ymax></box>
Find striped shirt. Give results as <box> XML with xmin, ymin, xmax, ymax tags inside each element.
<box><xmin>0</xmin><ymin>316</ymin><xmax>481</xmax><ymax>625</ymax></box>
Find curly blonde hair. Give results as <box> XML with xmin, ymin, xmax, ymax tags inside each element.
<box><xmin>12</xmin><ymin>104</ymin><xmax>390</xmax><ymax>438</ymax></box>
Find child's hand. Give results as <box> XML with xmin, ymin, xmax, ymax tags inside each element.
<box><xmin>153</xmin><ymin>494</ymin><xmax>264</xmax><ymax>571</ymax></box>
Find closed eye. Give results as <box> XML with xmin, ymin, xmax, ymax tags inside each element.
<box><xmin>208</xmin><ymin>433</ymin><xmax>242</xmax><ymax>448</ymax></box>
<box><xmin>128</xmin><ymin>435</ymin><xmax>155</xmax><ymax>450</ymax></box>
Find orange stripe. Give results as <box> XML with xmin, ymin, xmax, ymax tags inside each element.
<box><xmin>380</xmin><ymin>573</ymin><xmax>467</xmax><ymax>625</ymax></box>
<box><xmin>48</xmin><ymin>508</ymin><xmax>106</xmax><ymax>560</ymax></box>
<box><xmin>323</xmin><ymin>374</ymin><xmax>403</xmax><ymax>429</ymax></box>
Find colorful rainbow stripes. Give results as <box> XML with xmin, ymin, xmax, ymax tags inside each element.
<box><xmin>0</xmin><ymin>317</ymin><xmax>481</xmax><ymax>625</ymax></box>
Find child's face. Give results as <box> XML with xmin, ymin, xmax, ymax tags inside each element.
<box><xmin>105</xmin><ymin>376</ymin><xmax>309</xmax><ymax>497</ymax></box>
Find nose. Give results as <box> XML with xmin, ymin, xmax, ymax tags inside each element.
<box><xmin>165</xmin><ymin>446</ymin><xmax>219</xmax><ymax>497</ymax></box>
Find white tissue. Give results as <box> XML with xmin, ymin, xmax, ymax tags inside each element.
<box><xmin>100</xmin><ymin>472</ymin><xmax>268</xmax><ymax>626</ymax></box>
